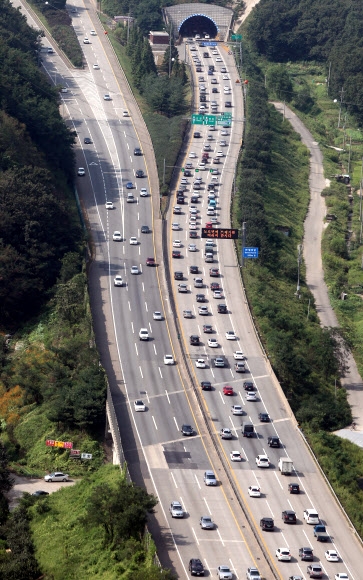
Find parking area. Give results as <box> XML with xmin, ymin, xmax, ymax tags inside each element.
<box><xmin>7</xmin><ymin>474</ymin><xmax>76</xmax><ymax>509</ymax></box>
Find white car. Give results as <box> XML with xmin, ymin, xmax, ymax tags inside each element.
<box><xmin>190</xmin><ymin>207</ymin><xmax>198</xmax><ymax>215</ymax></box>
<box><xmin>256</xmin><ymin>455</ymin><xmax>270</xmax><ymax>468</ymax></box>
<box><xmin>129</xmin><ymin>237</ymin><xmax>138</xmax><ymax>245</ymax></box>
<box><xmin>216</xmin><ymin>56</ymin><xmax>222</xmax><ymax>62</ymax></box>
<box><xmin>189</xmin><ymin>223</ymin><xmax>197</xmax><ymax>230</ymax></box>
<box><xmin>231</xmin><ymin>405</ymin><xmax>243</xmax><ymax>415</ymax></box>
<box><xmin>114</xmin><ymin>275</ymin><xmax>123</xmax><ymax>286</ymax></box>
<box><xmin>172</xmin><ymin>223</ymin><xmax>180</xmax><ymax>231</ymax></box>
<box><xmin>134</xmin><ymin>400</ymin><xmax>146</xmax><ymax>412</ymax></box>
<box><xmin>303</xmin><ymin>508</ymin><xmax>319</xmax><ymax>524</ymax></box>
<box><xmin>188</xmin><ymin>244</ymin><xmax>197</xmax><ymax>252</ymax></box>
<box><xmin>83</xmin><ymin>38</ymin><xmax>90</xmax><ymax>44</ymax></box>
<box><xmin>103</xmin><ymin>94</ymin><xmax>112</xmax><ymax>100</ymax></box>
<box><xmin>189</xmin><ymin>152</ymin><xmax>197</xmax><ymax>158</ymax></box>
<box><xmin>216</xmin><ymin>150</ymin><xmax>224</xmax><ymax>157</ymax></box>
<box><xmin>335</xmin><ymin>575</ymin><xmax>349</xmax><ymax>580</ymax></box>
<box><xmin>139</xmin><ymin>328</ymin><xmax>149</xmax><ymax>341</ymax></box>
<box><xmin>164</xmin><ymin>354</ymin><xmax>174</xmax><ymax>365</ymax></box>
<box><xmin>198</xmin><ymin>306</ymin><xmax>208</xmax><ymax>315</ymax></box>
<box><xmin>220</xmin><ymin>427</ymin><xmax>232</xmax><ymax>439</ymax></box>
<box><xmin>93</xmin><ymin>64</ymin><xmax>100</xmax><ymax>69</ymax></box>
<box><xmin>212</xmin><ymin>50</ymin><xmax>218</xmax><ymax>55</ymax></box>
<box><xmin>248</xmin><ymin>485</ymin><xmax>261</xmax><ymax>497</ymax></box>
<box><xmin>246</xmin><ymin>392</ymin><xmax>257</xmax><ymax>401</ymax></box>
<box><xmin>173</xmin><ymin>240</ymin><xmax>182</xmax><ymax>247</ymax></box>
<box><xmin>44</xmin><ymin>472</ymin><xmax>69</xmax><ymax>482</ymax></box>
<box><xmin>130</xmin><ymin>265</ymin><xmax>139</xmax><ymax>275</ymax></box>
<box><xmin>225</xmin><ymin>331</ymin><xmax>236</xmax><ymax>340</ymax></box>
<box><xmin>140</xmin><ymin>188</ymin><xmax>148</xmax><ymax>197</ymax></box>
<box><xmin>275</xmin><ymin>548</ymin><xmax>291</xmax><ymax>561</ymax></box>
<box><xmin>208</xmin><ymin>338</ymin><xmax>218</xmax><ymax>348</ymax></box>
<box><xmin>217</xmin><ymin>565</ymin><xmax>232</xmax><ymax>580</ymax></box>
<box><xmin>222</xmin><ymin>75</ymin><xmax>229</xmax><ymax>80</ymax></box>
<box><xmin>196</xmin><ymin>359</ymin><xmax>206</xmax><ymax>368</ymax></box>
<box><xmin>122</xmin><ymin>110</ymin><xmax>129</xmax><ymax>117</ymax></box>
<box><xmin>153</xmin><ymin>311</ymin><xmax>162</xmax><ymax>320</ymax></box>
<box><xmin>213</xmin><ymin>290</ymin><xmax>222</xmax><ymax>299</ymax></box>
<box><xmin>234</xmin><ymin>351</ymin><xmax>246</xmax><ymax>360</ymax></box>
<box><xmin>77</xmin><ymin>167</ymin><xmax>85</xmax><ymax>176</ymax></box>
<box><xmin>230</xmin><ymin>451</ymin><xmax>242</xmax><ymax>462</ymax></box>
<box><xmin>325</xmin><ymin>550</ymin><xmax>339</xmax><ymax>562</ymax></box>
<box><xmin>105</xmin><ymin>201</ymin><xmax>114</xmax><ymax>209</ymax></box>
<box><xmin>112</xmin><ymin>231</ymin><xmax>122</xmax><ymax>241</ymax></box>
<box><xmin>221</xmin><ymin>130</ymin><xmax>229</xmax><ymax>136</ymax></box>
<box><xmin>90</xmin><ymin>29</ymin><xmax>97</xmax><ymax>35</ymax></box>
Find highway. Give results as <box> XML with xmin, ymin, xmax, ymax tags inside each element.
<box><xmin>16</xmin><ymin>1</ymin><xmax>363</xmax><ymax>578</ymax></box>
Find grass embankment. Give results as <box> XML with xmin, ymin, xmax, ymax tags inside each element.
<box><xmin>30</xmin><ymin>464</ymin><xmax>165</xmax><ymax>580</ymax></box>
<box><xmin>102</xmin><ymin>20</ymin><xmax>189</xmax><ymax>197</ymax></box>
<box><xmin>233</xmin><ymin>45</ymin><xmax>363</xmax><ymax>536</ymax></box>
<box><xmin>280</xmin><ymin>62</ymin><xmax>363</xmax><ymax>377</ymax></box>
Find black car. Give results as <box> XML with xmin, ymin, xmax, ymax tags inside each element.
<box><xmin>134</xmin><ymin>147</ymin><xmax>142</xmax><ymax>155</ymax></box>
<box><xmin>260</xmin><ymin>517</ymin><xmax>274</xmax><ymax>531</ymax></box>
<box><xmin>200</xmin><ymin>95</ymin><xmax>206</xmax><ymax>102</ymax></box>
<box><xmin>196</xmin><ymin>67</ymin><xmax>202</xmax><ymax>72</ymax></box>
<box><xmin>84</xmin><ymin>137</ymin><xmax>92</xmax><ymax>144</ymax></box>
<box><xmin>299</xmin><ymin>547</ymin><xmax>313</xmax><ymax>561</ymax></box>
<box><xmin>190</xmin><ymin>265</ymin><xmax>198</xmax><ymax>274</ymax></box>
<box><xmin>196</xmin><ymin>294</ymin><xmax>205</xmax><ymax>302</ymax></box>
<box><xmin>190</xmin><ymin>335</ymin><xmax>199</xmax><ymax>345</ymax></box>
<box><xmin>258</xmin><ymin>412</ymin><xmax>270</xmax><ymax>422</ymax></box>
<box><xmin>243</xmin><ymin>381</ymin><xmax>255</xmax><ymax>391</ymax></box>
<box><xmin>189</xmin><ymin>230</ymin><xmax>198</xmax><ymax>238</ymax></box>
<box><xmin>191</xmin><ymin>196</ymin><xmax>199</xmax><ymax>204</ymax></box>
<box><xmin>194</xmin><ymin>131</ymin><xmax>201</xmax><ymax>138</ymax></box>
<box><xmin>184</xmin><ymin>170</ymin><xmax>192</xmax><ymax>177</ymax></box>
<box><xmin>189</xmin><ymin>558</ymin><xmax>204</xmax><ymax>576</ymax></box>
<box><xmin>268</xmin><ymin>436</ymin><xmax>280</xmax><ymax>448</ymax></box>
<box><xmin>282</xmin><ymin>510</ymin><xmax>297</xmax><ymax>524</ymax></box>
<box><xmin>203</xmin><ymin>52</ymin><xmax>209</xmax><ymax>57</ymax></box>
<box><xmin>172</xmin><ymin>250</ymin><xmax>181</xmax><ymax>258</ymax></box>
<box><xmin>201</xmin><ymin>381</ymin><xmax>212</xmax><ymax>391</ymax></box>
<box><xmin>174</xmin><ymin>271</ymin><xmax>183</xmax><ymax>280</ymax></box>
<box><xmin>135</xmin><ymin>169</ymin><xmax>144</xmax><ymax>178</ymax></box>
<box><xmin>288</xmin><ymin>482</ymin><xmax>300</xmax><ymax>494</ymax></box>
<box><xmin>177</xmin><ymin>196</ymin><xmax>185</xmax><ymax>205</ymax></box>
<box><xmin>225</xmin><ymin>101</ymin><xmax>232</xmax><ymax>107</ymax></box>
<box><xmin>217</xmin><ymin>303</ymin><xmax>227</xmax><ymax>313</ymax></box>
<box><xmin>212</xmin><ymin>87</ymin><xmax>218</xmax><ymax>93</ymax></box>
<box><xmin>32</xmin><ymin>490</ymin><xmax>49</xmax><ymax>497</ymax></box>
<box><xmin>141</xmin><ymin>225</ymin><xmax>150</xmax><ymax>234</ymax></box>
<box><xmin>181</xmin><ymin>424</ymin><xmax>193</xmax><ymax>436</ymax></box>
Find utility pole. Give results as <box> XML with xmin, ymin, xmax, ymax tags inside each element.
<box><xmin>163</xmin><ymin>158</ymin><xmax>166</xmax><ymax>186</ymax></box>
<box><xmin>168</xmin><ymin>23</ymin><xmax>173</xmax><ymax>78</ymax></box>
<box><xmin>241</xmin><ymin>222</ymin><xmax>246</xmax><ymax>268</ymax></box>
<box><xmin>360</xmin><ymin>157</ymin><xmax>363</xmax><ymax>244</ymax></box>
<box><xmin>347</xmin><ymin>136</ymin><xmax>352</xmax><ymax>175</ymax></box>
<box><xmin>338</xmin><ymin>86</ymin><xmax>344</xmax><ymax>128</ymax></box>
<box><xmin>327</xmin><ymin>61</ymin><xmax>331</xmax><ymax>94</ymax></box>
<box><xmin>295</xmin><ymin>244</ymin><xmax>302</xmax><ymax>297</ymax></box>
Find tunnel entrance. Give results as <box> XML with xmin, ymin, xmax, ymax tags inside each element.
<box><xmin>179</xmin><ymin>15</ymin><xmax>218</xmax><ymax>39</ymax></box>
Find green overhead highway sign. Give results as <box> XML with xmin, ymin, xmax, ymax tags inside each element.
<box><xmin>220</xmin><ymin>112</ymin><xmax>232</xmax><ymax>119</ymax></box>
<box><xmin>231</xmin><ymin>34</ymin><xmax>242</xmax><ymax>41</ymax></box>
<box><xmin>192</xmin><ymin>114</ymin><xmax>216</xmax><ymax>126</ymax></box>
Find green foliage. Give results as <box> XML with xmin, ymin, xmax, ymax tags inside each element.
<box><xmin>307</xmin><ymin>431</ymin><xmax>363</xmax><ymax>538</ymax></box>
<box><xmin>30</xmin><ymin>465</ymin><xmax>174</xmax><ymax>579</ymax></box>
<box><xmin>30</xmin><ymin>0</ymin><xmax>83</xmax><ymax>67</ymax></box>
<box><xmin>235</xmin><ymin>45</ymin><xmax>351</xmax><ymax>431</ymax></box>
<box><xmin>266</xmin><ymin>64</ymin><xmax>293</xmax><ymax>101</ymax></box>
<box><xmin>247</xmin><ymin>0</ymin><xmax>363</xmax><ymax>122</ymax></box>
<box><xmin>0</xmin><ymin>505</ymin><xmax>40</xmax><ymax>579</ymax></box>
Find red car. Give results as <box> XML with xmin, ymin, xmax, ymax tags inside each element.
<box><xmin>146</xmin><ymin>257</ymin><xmax>155</xmax><ymax>266</ymax></box>
<box><xmin>205</xmin><ymin>222</ymin><xmax>214</xmax><ymax>228</ymax></box>
<box><xmin>210</xmin><ymin>282</ymin><xmax>220</xmax><ymax>291</ymax></box>
<box><xmin>223</xmin><ymin>385</ymin><xmax>233</xmax><ymax>396</ymax></box>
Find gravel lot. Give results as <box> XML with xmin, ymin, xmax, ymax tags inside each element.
<box><xmin>7</xmin><ymin>474</ymin><xmax>76</xmax><ymax>509</ymax></box>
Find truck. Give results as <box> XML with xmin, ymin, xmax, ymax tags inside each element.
<box><xmin>313</xmin><ymin>524</ymin><xmax>329</xmax><ymax>542</ymax></box>
<box><xmin>242</xmin><ymin>423</ymin><xmax>254</xmax><ymax>438</ymax></box>
<box><xmin>332</xmin><ymin>173</ymin><xmax>350</xmax><ymax>184</ymax></box>
<box><xmin>278</xmin><ymin>457</ymin><xmax>293</xmax><ymax>475</ymax></box>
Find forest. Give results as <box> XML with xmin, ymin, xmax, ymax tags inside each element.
<box><xmin>248</xmin><ymin>0</ymin><xmax>363</xmax><ymax>123</ymax></box>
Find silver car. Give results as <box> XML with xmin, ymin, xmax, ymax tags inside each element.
<box><xmin>44</xmin><ymin>472</ymin><xmax>69</xmax><ymax>482</ymax></box>
<box><xmin>200</xmin><ymin>515</ymin><xmax>215</xmax><ymax>529</ymax></box>
<box><xmin>169</xmin><ymin>501</ymin><xmax>184</xmax><ymax>518</ymax></box>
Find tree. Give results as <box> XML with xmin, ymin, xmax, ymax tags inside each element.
<box><xmin>0</xmin><ymin>506</ymin><xmax>40</xmax><ymax>579</ymax></box>
<box><xmin>266</xmin><ymin>64</ymin><xmax>293</xmax><ymax>101</ymax></box>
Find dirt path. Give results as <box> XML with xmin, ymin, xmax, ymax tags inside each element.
<box><xmin>272</xmin><ymin>102</ymin><xmax>363</xmax><ymax>436</ymax></box>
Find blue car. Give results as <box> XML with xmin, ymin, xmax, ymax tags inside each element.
<box><xmin>126</xmin><ymin>182</ymin><xmax>133</xmax><ymax>189</ymax></box>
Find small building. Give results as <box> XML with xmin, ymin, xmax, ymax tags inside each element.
<box><xmin>149</xmin><ymin>31</ymin><xmax>170</xmax><ymax>45</ymax></box>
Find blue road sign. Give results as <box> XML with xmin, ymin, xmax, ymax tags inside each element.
<box><xmin>203</xmin><ymin>41</ymin><xmax>217</xmax><ymax>47</ymax></box>
<box><xmin>243</xmin><ymin>247</ymin><xmax>259</xmax><ymax>258</ymax></box>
